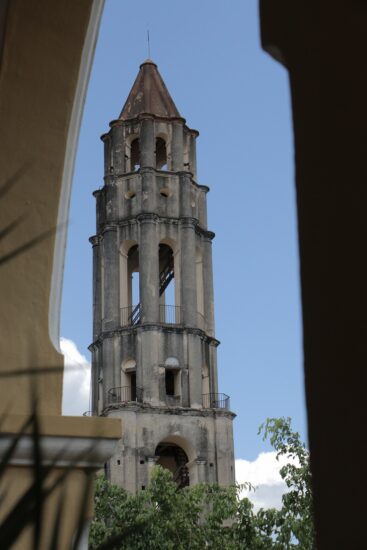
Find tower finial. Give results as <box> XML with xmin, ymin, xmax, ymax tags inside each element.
<box><xmin>147</xmin><ymin>27</ymin><xmax>151</xmax><ymax>59</ymax></box>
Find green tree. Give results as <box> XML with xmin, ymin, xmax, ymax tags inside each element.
<box><xmin>89</xmin><ymin>467</ymin><xmax>238</xmax><ymax>550</ymax></box>
<box><xmin>256</xmin><ymin>417</ymin><xmax>315</xmax><ymax>549</ymax></box>
<box><xmin>89</xmin><ymin>418</ymin><xmax>316</xmax><ymax>549</ymax></box>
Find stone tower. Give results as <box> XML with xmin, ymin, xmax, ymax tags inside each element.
<box><xmin>90</xmin><ymin>60</ymin><xmax>235</xmax><ymax>492</ymax></box>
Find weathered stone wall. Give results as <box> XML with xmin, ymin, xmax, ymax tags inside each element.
<box><xmin>90</xmin><ymin>63</ymin><xmax>235</xmax><ymax>492</ymax></box>
<box><xmin>107</xmin><ymin>407</ymin><xmax>235</xmax><ymax>492</ymax></box>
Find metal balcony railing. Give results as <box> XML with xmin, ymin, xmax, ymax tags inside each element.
<box><xmin>106</xmin><ymin>385</ymin><xmax>143</xmax><ymax>405</ymax></box>
<box><xmin>120</xmin><ymin>305</ymin><xmax>142</xmax><ymax>326</ymax></box>
<box><xmin>159</xmin><ymin>304</ymin><xmax>181</xmax><ymax>324</ymax></box>
<box><xmin>202</xmin><ymin>393</ymin><xmax>230</xmax><ymax>410</ymax></box>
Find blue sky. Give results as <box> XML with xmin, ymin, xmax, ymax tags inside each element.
<box><xmin>61</xmin><ymin>0</ymin><xmax>306</xmax><ymax>462</ymax></box>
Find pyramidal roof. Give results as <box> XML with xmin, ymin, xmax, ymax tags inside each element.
<box><xmin>119</xmin><ymin>60</ymin><xmax>181</xmax><ymax>120</ymax></box>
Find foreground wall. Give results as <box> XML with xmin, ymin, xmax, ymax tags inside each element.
<box><xmin>260</xmin><ymin>1</ymin><xmax>367</xmax><ymax>547</ymax></box>
<box><xmin>0</xmin><ymin>2</ymin><xmax>121</xmax><ymax>547</ymax></box>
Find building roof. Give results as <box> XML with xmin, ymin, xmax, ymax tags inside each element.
<box><xmin>119</xmin><ymin>60</ymin><xmax>181</xmax><ymax>120</ymax></box>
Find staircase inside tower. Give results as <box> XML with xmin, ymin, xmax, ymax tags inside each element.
<box><xmin>159</xmin><ymin>245</ymin><xmax>174</xmax><ymax>296</ymax></box>
<box><xmin>155</xmin><ymin>443</ymin><xmax>189</xmax><ymax>489</ymax></box>
<box><xmin>128</xmin><ymin>245</ymin><xmax>174</xmax><ymax>325</ymax></box>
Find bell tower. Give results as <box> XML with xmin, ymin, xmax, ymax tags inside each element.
<box><xmin>90</xmin><ymin>60</ymin><xmax>235</xmax><ymax>491</ymax></box>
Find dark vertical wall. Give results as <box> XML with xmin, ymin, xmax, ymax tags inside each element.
<box><xmin>260</xmin><ymin>1</ymin><xmax>367</xmax><ymax>547</ymax></box>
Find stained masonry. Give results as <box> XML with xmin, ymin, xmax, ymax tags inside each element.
<box><xmin>90</xmin><ymin>60</ymin><xmax>235</xmax><ymax>492</ymax></box>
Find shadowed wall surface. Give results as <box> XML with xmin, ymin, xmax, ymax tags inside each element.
<box><xmin>0</xmin><ymin>0</ymin><xmax>94</xmax><ymax>415</ymax></box>
<box><xmin>260</xmin><ymin>1</ymin><xmax>367</xmax><ymax>547</ymax></box>
<box><xmin>0</xmin><ymin>2</ymin><xmax>121</xmax><ymax>547</ymax></box>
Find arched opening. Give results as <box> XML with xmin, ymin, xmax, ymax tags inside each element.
<box><xmin>165</xmin><ymin>370</ymin><xmax>175</xmax><ymax>395</ymax></box>
<box><xmin>159</xmin><ymin>243</ymin><xmax>177</xmax><ymax>323</ymax></box>
<box><xmin>164</xmin><ymin>357</ymin><xmax>181</xmax><ymax>403</ymax></box>
<box><xmin>155</xmin><ymin>442</ymin><xmax>189</xmax><ymax>488</ymax></box>
<box><xmin>128</xmin><ymin>245</ymin><xmax>140</xmax><ymax>323</ymax></box>
<box><xmin>121</xmin><ymin>358</ymin><xmax>137</xmax><ymax>401</ymax></box>
<box><xmin>130</xmin><ymin>138</ymin><xmax>140</xmax><ymax>171</ymax></box>
<box><xmin>156</xmin><ymin>137</ymin><xmax>167</xmax><ymax>170</ymax></box>
<box><xmin>120</xmin><ymin>242</ymin><xmax>141</xmax><ymax>325</ymax></box>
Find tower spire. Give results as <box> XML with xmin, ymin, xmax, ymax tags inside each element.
<box><xmin>119</xmin><ymin>61</ymin><xmax>181</xmax><ymax>121</ymax></box>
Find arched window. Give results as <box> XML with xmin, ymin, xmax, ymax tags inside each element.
<box><xmin>120</xmin><ymin>242</ymin><xmax>141</xmax><ymax>325</ymax></box>
<box><xmin>130</xmin><ymin>138</ymin><xmax>140</xmax><ymax>171</ymax></box>
<box><xmin>155</xmin><ymin>442</ymin><xmax>189</xmax><ymax>488</ymax></box>
<box><xmin>159</xmin><ymin>243</ymin><xmax>177</xmax><ymax>323</ymax></box>
<box><xmin>121</xmin><ymin>359</ymin><xmax>137</xmax><ymax>402</ymax></box>
<box><xmin>156</xmin><ymin>137</ymin><xmax>167</xmax><ymax>170</ymax></box>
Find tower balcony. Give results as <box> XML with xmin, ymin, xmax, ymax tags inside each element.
<box><xmin>119</xmin><ymin>304</ymin><xmax>182</xmax><ymax>327</ymax></box>
<box><xmin>104</xmin><ymin>387</ymin><xmax>230</xmax><ymax>412</ymax></box>
<box><xmin>106</xmin><ymin>385</ymin><xmax>144</xmax><ymax>405</ymax></box>
<box><xmin>159</xmin><ymin>304</ymin><xmax>181</xmax><ymax>324</ymax></box>
<box><xmin>202</xmin><ymin>393</ymin><xmax>231</xmax><ymax>411</ymax></box>
<box><xmin>118</xmin><ymin>305</ymin><xmax>210</xmax><ymax>330</ymax></box>
<box><xmin>120</xmin><ymin>304</ymin><xmax>142</xmax><ymax>326</ymax></box>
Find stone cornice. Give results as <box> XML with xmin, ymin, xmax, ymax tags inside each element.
<box><xmin>98</xmin><ymin>170</ymin><xmax>208</xmax><ymax>192</ymax></box>
<box><xmin>136</xmin><ymin>213</ymin><xmax>159</xmax><ymax>224</ymax></box>
<box><xmin>88</xmin><ymin>324</ymin><xmax>220</xmax><ymax>351</ymax></box>
<box><xmin>108</xmin><ymin>113</ymin><xmax>187</xmax><ymax>127</ymax></box>
<box><xmin>101</xmin><ymin>403</ymin><xmax>235</xmax><ymax>420</ymax></box>
<box><xmin>89</xmin><ymin>235</ymin><xmax>100</xmax><ymax>246</ymax></box>
<box><xmin>94</xmin><ymin>214</ymin><xmax>215</xmax><ymax>241</ymax></box>
<box><xmin>101</xmin><ymin>116</ymin><xmax>199</xmax><ymax>139</ymax></box>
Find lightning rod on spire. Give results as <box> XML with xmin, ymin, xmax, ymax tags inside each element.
<box><xmin>147</xmin><ymin>28</ymin><xmax>151</xmax><ymax>59</ymax></box>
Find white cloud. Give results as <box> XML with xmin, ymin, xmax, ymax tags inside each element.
<box><xmin>61</xmin><ymin>337</ymin><xmax>91</xmax><ymax>416</ymax></box>
<box><xmin>236</xmin><ymin>452</ymin><xmax>298</xmax><ymax>511</ymax></box>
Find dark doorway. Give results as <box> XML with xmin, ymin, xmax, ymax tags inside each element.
<box><xmin>155</xmin><ymin>443</ymin><xmax>189</xmax><ymax>488</ymax></box>
<box><xmin>165</xmin><ymin>370</ymin><xmax>175</xmax><ymax>396</ymax></box>
<box><xmin>130</xmin><ymin>372</ymin><xmax>136</xmax><ymax>401</ymax></box>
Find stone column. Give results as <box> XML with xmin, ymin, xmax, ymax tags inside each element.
<box><xmin>102</xmin><ymin>227</ymin><xmax>119</xmax><ymax>330</ymax></box>
<box><xmin>139</xmin><ymin>215</ymin><xmax>159</xmax><ymax>323</ymax></box>
<box><xmin>202</xmin><ymin>236</ymin><xmax>215</xmax><ymax>336</ymax></box>
<box><xmin>147</xmin><ymin>456</ymin><xmax>159</xmax><ymax>481</ymax></box>
<box><xmin>180</xmin><ymin>222</ymin><xmax>197</xmax><ymax>327</ymax></box>
<box><xmin>199</xmin><ymin>187</ymin><xmax>208</xmax><ymax>228</ymax></box>
<box><xmin>189</xmin><ymin>132</ymin><xmax>198</xmax><ymax>178</ymax></box>
<box><xmin>186</xmin><ymin>458</ymin><xmax>199</xmax><ymax>485</ymax></box>
<box><xmin>209</xmin><ymin>342</ymin><xmax>219</xmax><ymax>395</ymax></box>
<box><xmin>188</xmin><ymin>333</ymin><xmax>202</xmax><ymax>407</ymax></box>
<box><xmin>195</xmin><ymin>458</ymin><xmax>207</xmax><ymax>483</ymax></box>
<box><xmin>90</xmin><ymin>347</ymin><xmax>99</xmax><ymax>413</ymax></box>
<box><xmin>104</xmin><ymin>181</ymin><xmax>118</xmax><ymax>223</ymax></box>
<box><xmin>141</xmin><ymin>167</ymin><xmax>157</xmax><ymax>213</ymax></box>
<box><xmin>111</xmin><ymin>123</ymin><xmax>125</xmax><ymax>174</ymax></box>
<box><xmin>179</xmin><ymin>173</ymin><xmax>197</xmax><ymax>325</ymax></box>
<box><xmin>140</xmin><ymin>117</ymin><xmax>155</xmax><ymax>167</ymax></box>
<box><xmin>102</xmin><ymin>134</ymin><xmax>111</xmax><ymax>176</ymax></box>
<box><xmin>102</xmin><ymin>337</ymin><xmax>116</xmax><ymax>405</ymax></box>
<box><xmin>90</xmin><ymin>235</ymin><xmax>101</xmax><ymax>341</ymax></box>
<box><xmin>139</xmin><ymin>329</ymin><xmax>160</xmax><ymax>404</ymax></box>
<box><xmin>171</xmin><ymin>122</ymin><xmax>184</xmax><ymax>171</ymax></box>
<box><xmin>179</xmin><ymin>171</ymin><xmax>192</xmax><ymax>217</ymax></box>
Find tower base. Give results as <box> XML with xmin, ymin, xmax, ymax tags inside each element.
<box><xmin>105</xmin><ymin>404</ymin><xmax>235</xmax><ymax>493</ymax></box>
